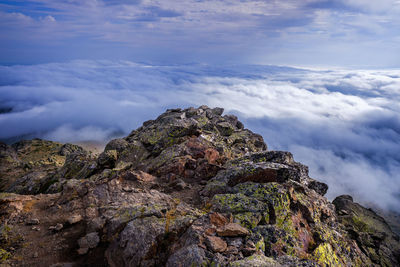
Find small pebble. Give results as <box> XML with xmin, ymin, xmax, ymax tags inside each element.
<box><xmin>49</xmin><ymin>223</ymin><xmax>63</xmax><ymax>232</ymax></box>
<box><xmin>26</xmin><ymin>218</ymin><xmax>40</xmax><ymax>225</ymax></box>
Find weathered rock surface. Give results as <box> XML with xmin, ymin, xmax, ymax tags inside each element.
<box><xmin>0</xmin><ymin>106</ymin><xmax>398</xmax><ymax>267</ymax></box>
<box><xmin>0</xmin><ymin>139</ymin><xmax>86</xmax><ymax>194</ymax></box>
<box><xmin>333</xmin><ymin>195</ymin><xmax>400</xmax><ymax>267</ymax></box>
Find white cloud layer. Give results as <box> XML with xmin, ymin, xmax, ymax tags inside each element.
<box><xmin>1</xmin><ymin>60</ymin><xmax>400</xmax><ymax>211</ymax></box>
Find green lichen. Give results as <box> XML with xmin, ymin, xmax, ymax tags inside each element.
<box><xmin>114</xmin><ymin>161</ymin><xmax>132</xmax><ymax>171</ymax></box>
<box><xmin>211</xmin><ymin>193</ymin><xmax>266</xmax><ymax>214</ymax></box>
<box><xmin>189</xmin><ymin>261</ymin><xmax>209</xmax><ymax>267</ymax></box>
<box><xmin>0</xmin><ymin>224</ymin><xmax>11</xmax><ymax>241</ymax></box>
<box><xmin>235</xmin><ymin>183</ymin><xmax>291</xmax><ymax>227</ymax></box>
<box><xmin>117</xmin><ymin>206</ymin><xmax>147</xmax><ymax>223</ymax></box>
<box><xmin>312</xmin><ymin>225</ymin><xmax>371</xmax><ymax>267</ymax></box>
<box><xmin>168</xmin><ymin>127</ymin><xmax>189</xmax><ymax>138</ymax></box>
<box><xmin>351</xmin><ymin>215</ymin><xmax>372</xmax><ymax>233</ymax></box>
<box><xmin>142</xmin><ymin>129</ymin><xmax>165</xmax><ymax>145</ymax></box>
<box><xmin>312</xmin><ymin>243</ymin><xmax>341</xmax><ymax>267</ymax></box>
<box><xmin>149</xmin><ymin>147</ymin><xmax>179</xmax><ymax>172</ymax></box>
<box><xmin>209</xmin><ymin>261</ymin><xmax>221</xmax><ymax>267</ymax></box>
<box><xmin>234</xmin><ymin>212</ymin><xmax>262</xmax><ymax>229</ymax></box>
<box><xmin>0</xmin><ymin>248</ymin><xmax>11</xmax><ymax>263</ymax></box>
<box><xmin>255</xmin><ymin>238</ymin><xmax>265</xmax><ymax>253</ymax></box>
<box><xmin>195</xmin><ymin>116</ymin><xmax>209</xmax><ymax>128</ymax></box>
<box><xmin>0</xmin><ymin>192</ymin><xmax>12</xmax><ymax>199</ymax></box>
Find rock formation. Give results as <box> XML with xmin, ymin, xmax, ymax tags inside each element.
<box><xmin>0</xmin><ymin>106</ymin><xmax>399</xmax><ymax>266</ymax></box>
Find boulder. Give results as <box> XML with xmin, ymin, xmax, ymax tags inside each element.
<box><xmin>216</xmin><ymin>223</ymin><xmax>249</xmax><ymax>237</ymax></box>
<box><xmin>333</xmin><ymin>195</ymin><xmax>400</xmax><ymax>266</ymax></box>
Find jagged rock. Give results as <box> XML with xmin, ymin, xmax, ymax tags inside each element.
<box><xmin>201</xmin><ymin>151</ymin><xmax>328</xmax><ymax>198</ymax></box>
<box><xmin>116</xmin><ymin>106</ymin><xmax>266</xmax><ymax>180</ymax></box>
<box><xmin>59</xmin><ymin>143</ymin><xmax>85</xmax><ymax>156</ymax></box>
<box><xmin>209</xmin><ymin>212</ymin><xmax>229</xmax><ymax>227</ymax></box>
<box><xmin>59</xmin><ymin>151</ymin><xmax>96</xmax><ymax>180</ymax></box>
<box><xmin>104</xmin><ymin>138</ymin><xmax>129</xmax><ymax>153</ymax></box>
<box><xmin>216</xmin><ymin>223</ymin><xmax>249</xmax><ymax>237</ymax></box>
<box><xmin>7</xmin><ymin>171</ymin><xmax>48</xmax><ymax>194</ymax></box>
<box><xmin>0</xmin><ymin>106</ymin><xmax>398</xmax><ymax>267</ymax></box>
<box><xmin>308</xmin><ymin>180</ymin><xmax>329</xmax><ymax>196</ymax></box>
<box><xmin>1</xmin><ymin>139</ymin><xmax>83</xmax><ymax>192</ymax></box>
<box><xmin>205</xmin><ymin>235</ymin><xmax>227</xmax><ymax>252</ymax></box>
<box><xmin>2</xmin><ymin>140</ymin><xmax>93</xmax><ymax>195</ymax></box>
<box><xmin>333</xmin><ymin>195</ymin><xmax>400</xmax><ymax>266</ymax></box>
<box><xmin>97</xmin><ymin>150</ymin><xmax>118</xmax><ymax>169</ymax></box>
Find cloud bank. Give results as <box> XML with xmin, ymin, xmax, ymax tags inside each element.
<box><xmin>0</xmin><ymin>60</ymin><xmax>399</xmax><ymax>212</ymax></box>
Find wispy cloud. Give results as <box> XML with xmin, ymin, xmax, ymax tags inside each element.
<box><xmin>0</xmin><ymin>60</ymin><xmax>399</xmax><ymax>211</ymax></box>
<box><xmin>1</xmin><ymin>0</ymin><xmax>400</xmax><ymax>66</ymax></box>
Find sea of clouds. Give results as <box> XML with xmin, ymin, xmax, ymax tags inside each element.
<box><xmin>0</xmin><ymin>60</ymin><xmax>399</xmax><ymax>211</ymax></box>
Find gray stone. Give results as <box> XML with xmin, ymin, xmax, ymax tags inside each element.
<box><xmin>78</xmin><ymin>232</ymin><xmax>100</xmax><ymax>254</ymax></box>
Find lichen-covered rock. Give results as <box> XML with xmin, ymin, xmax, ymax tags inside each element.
<box><xmin>97</xmin><ymin>150</ymin><xmax>118</xmax><ymax>169</ymax></box>
<box><xmin>59</xmin><ymin>150</ymin><xmax>96</xmax><ymax>180</ymax></box>
<box><xmin>6</xmin><ymin>171</ymin><xmax>48</xmax><ymax>194</ymax></box>
<box><xmin>1</xmin><ymin>139</ymin><xmax>84</xmax><ymax>192</ymax></box>
<box><xmin>114</xmin><ymin>106</ymin><xmax>266</xmax><ymax>181</ymax></box>
<box><xmin>202</xmin><ymin>151</ymin><xmax>328</xmax><ymax>198</ymax></box>
<box><xmin>333</xmin><ymin>195</ymin><xmax>400</xmax><ymax>267</ymax></box>
<box><xmin>229</xmin><ymin>253</ymin><xmax>283</xmax><ymax>267</ymax></box>
<box><xmin>1</xmin><ymin>139</ymin><xmax>89</xmax><ymax>195</ymax></box>
<box><xmin>0</xmin><ymin>106</ymin><xmax>398</xmax><ymax>267</ymax></box>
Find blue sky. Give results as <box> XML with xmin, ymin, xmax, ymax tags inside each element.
<box><xmin>1</xmin><ymin>0</ymin><xmax>400</xmax><ymax>67</ymax></box>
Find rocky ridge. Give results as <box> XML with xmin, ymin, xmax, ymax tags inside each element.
<box><xmin>0</xmin><ymin>106</ymin><xmax>399</xmax><ymax>266</ymax></box>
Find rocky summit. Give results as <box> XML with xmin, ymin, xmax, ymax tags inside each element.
<box><xmin>0</xmin><ymin>105</ymin><xmax>399</xmax><ymax>267</ymax></box>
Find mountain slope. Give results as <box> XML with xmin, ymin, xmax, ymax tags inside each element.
<box><xmin>0</xmin><ymin>106</ymin><xmax>399</xmax><ymax>266</ymax></box>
